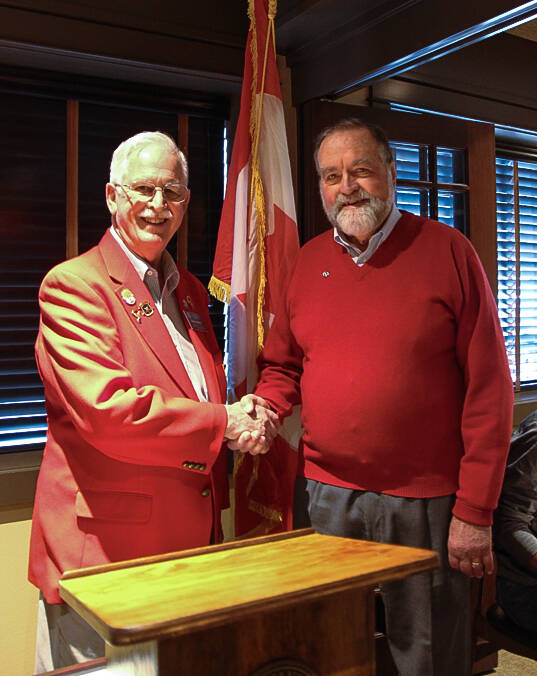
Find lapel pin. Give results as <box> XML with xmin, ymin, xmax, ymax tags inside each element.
<box><xmin>322</xmin><ymin>271</ymin><xmax>330</xmax><ymax>277</ymax></box>
<box><xmin>132</xmin><ymin>301</ymin><xmax>154</xmax><ymax>323</ymax></box>
<box><xmin>121</xmin><ymin>288</ymin><xmax>136</xmax><ymax>305</ymax></box>
<box><xmin>139</xmin><ymin>301</ymin><xmax>154</xmax><ymax>317</ymax></box>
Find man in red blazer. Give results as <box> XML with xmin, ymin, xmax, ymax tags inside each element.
<box><xmin>30</xmin><ymin>131</ymin><xmax>277</xmax><ymax>670</ymax></box>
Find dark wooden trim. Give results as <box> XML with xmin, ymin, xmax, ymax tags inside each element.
<box><xmin>372</xmin><ymin>77</ymin><xmax>537</xmax><ymax>136</ymax></box>
<box><xmin>465</xmin><ymin>121</ymin><xmax>498</xmax><ymax>293</ymax></box>
<box><xmin>66</xmin><ymin>100</ymin><xmax>79</xmax><ymax>260</ymax></box>
<box><xmin>299</xmin><ymin>100</ymin><xmax>318</xmax><ymax>244</ymax></box>
<box><xmin>283</xmin><ymin>0</ymin><xmax>537</xmax><ymax>104</ymax></box>
<box><xmin>4</xmin><ymin>0</ymin><xmax>249</xmax><ymax>50</ymax></box>
<box><xmin>0</xmin><ymin>63</ymin><xmax>231</xmax><ymax>120</ymax></box>
<box><xmin>177</xmin><ymin>114</ymin><xmax>189</xmax><ymax>268</ymax></box>
<box><xmin>389</xmin><ymin>33</ymin><xmax>537</xmax><ymax>124</ymax></box>
<box><xmin>0</xmin><ymin>4</ymin><xmax>245</xmax><ymax>81</ymax></box>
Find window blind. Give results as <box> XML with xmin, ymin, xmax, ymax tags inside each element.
<box><xmin>0</xmin><ymin>94</ymin><xmax>66</xmax><ymax>453</ymax></box>
<box><xmin>518</xmin><ymin>161</ymin><xmax>537</xmax><ymax>385</ymax></box>
<box><xmin>392</xmin><ymin>142</ymin><xmax>424</xmax><ymax>217</ymax></box>
<box><xmin>1</xmin><ymin>93</ymin><xmax>226</xmax><ymax>455</ymax></box>
<box><xmin>496</xmin><ymin>157</ymin><xmax>517</xmax><ymax>382</ymax></box>
<box><xmin>496</xmin><ymin>155</ymin><xmax>537</xmax><ymax>387</ymax></box>
<box><xmin>391</xmin><ymin>142</ymin><xmax>465</xmax><ymax>230</ymax></box>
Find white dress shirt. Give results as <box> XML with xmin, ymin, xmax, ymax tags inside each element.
<box><xmin>111</xmin><ymin>226</ymin><xmax>209</xmax><ymax>401</ymax></box>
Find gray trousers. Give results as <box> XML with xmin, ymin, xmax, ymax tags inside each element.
<box><xmin>294</xmin><ymin>478</ymin><xmax>472</xmax><ymax>676</ymax></box>
<box><xmin>34</xmin><ymin>593</ymin><xmax>105</xmax><ymax>673</ymax></box>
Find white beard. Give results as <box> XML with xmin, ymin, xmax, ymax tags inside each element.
<box><xmin>321</xmin><ymin>178</ymin><xmax>394</xmax><ymax>247</ymax></box>
<box><xmin>335</xmin><ymin>200</ymin><xmax>386</xmax><ymax>243</ymax></box>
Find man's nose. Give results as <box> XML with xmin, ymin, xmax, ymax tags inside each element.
<box><xmin>149</xmin><ymin>187</ymin><xmax>167</xmax><ymax>209</ymax></box>
<box><xmin>339</xmin><ymin>172</ymin><xmax>358</xmax><ymax>194</ymax></box>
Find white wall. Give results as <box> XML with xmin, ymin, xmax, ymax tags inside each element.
<box><xmin>0</xmin><ymin>506</ymin><xmax>39</xmax><ymax>676</ymax></box>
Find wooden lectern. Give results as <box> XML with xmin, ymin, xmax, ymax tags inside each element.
<box><xmin>60</xmin><ymin>529</ymin><xmax>438</xmax><ymax>675</ymax></box>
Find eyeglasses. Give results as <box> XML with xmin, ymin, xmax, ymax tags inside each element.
<box><xmin>115</xmin><ymin>182</ymin><xmax>188</xmax><ymax>203</ymax></box>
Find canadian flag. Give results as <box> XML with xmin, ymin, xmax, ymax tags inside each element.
<box><xmin>209</xmin><ymin>0</ymin><xmax>300</xmax><ymax>537</ymax></box>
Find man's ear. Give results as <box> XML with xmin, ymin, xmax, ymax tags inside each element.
<box><xmin>105</xmin><ymin>183</ymin><xmax>118</xmax><ymax>215</ymax></box>
<box><xmin>183</xmin><ymin>189</ymin><xmax>191</xmax><ymax>210</ymax></box>
<box><xmin>390</xmin><ymin>161</ymin><xmax>396</xmax><ymax>186</ymax></box>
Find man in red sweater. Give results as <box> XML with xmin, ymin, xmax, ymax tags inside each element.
<box><xmin>245</xmin><ymin>118</ymin><xmax>513</xmax><ymax>676</ymax></box>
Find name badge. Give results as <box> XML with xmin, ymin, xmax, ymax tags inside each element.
<box><xmin>184</xmin><ymin>310</ymin><xmax>207</xmax><ymax>332</ymax></box>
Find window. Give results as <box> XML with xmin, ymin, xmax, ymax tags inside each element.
<box><xmin>496</xmin><ymin>154</ymin><xmax>537</xmax><ymax>389</ymax></box>
<box><xmin>0</xmin><ymin>82</ymin><xmax>226</xmax><ymax>455</ymax></box>
<box><xmin>390</xmin><ymin>142</ymin><xmax>468</xmax><ymax>232</ymax></box>
<box><xmin>0</xmin><ymin>95</ymin><xmax>66</xmax><ymax>454</ymax></box>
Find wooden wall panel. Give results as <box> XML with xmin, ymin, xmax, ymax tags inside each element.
<box><xmin>66</xmin><ymin>100</ymin><xmax>79</xmax><ymax>259</ymax></box>
<box><xmin>465</xmin><ymin>122</ymin><xmax>498</xmax><ymax>293</ymax></box>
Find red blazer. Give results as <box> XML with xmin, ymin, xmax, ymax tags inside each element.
<box><xmin>29</xmin><ymin>230</ymin><xmax>229</xmax><ymax>603</ymax></box>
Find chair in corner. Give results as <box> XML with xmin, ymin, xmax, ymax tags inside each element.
<box><xmin>472</xmin><ymin>561</ymin><xmax>537</xmax><ymax>673</ymax></box>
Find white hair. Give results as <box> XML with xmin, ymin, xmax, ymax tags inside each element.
<box><xmin>109</xmin><ymin>131</ymin><xmax>188</xmax><ymax>185</ymax></box>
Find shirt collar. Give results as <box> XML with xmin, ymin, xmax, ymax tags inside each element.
<box><xmin>110</xmin><ymin>226</ymin><xmax>179</xmax><ymax>298</ymax></box>
<box><xmin>333</xmin><ymin>204</ymin><xmax>401</xmax><ymax>265</ymax></box>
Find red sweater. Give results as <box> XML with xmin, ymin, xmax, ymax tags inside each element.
<box><xmin>256</xmin><ymin>212</ymin><xmax>513</xmax><ymax>526</ymax></box>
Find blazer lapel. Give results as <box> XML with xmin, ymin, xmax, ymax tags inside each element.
<box><xmin>99</xmin><ymin>230</ymin><xmax>198</xmax><ymax>400</ymax></box>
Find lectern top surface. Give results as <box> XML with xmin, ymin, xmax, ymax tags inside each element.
<box><xmin>59</xmin><ymin>530</ymin><xmax>437</xmax><ymax>645</ymax></box>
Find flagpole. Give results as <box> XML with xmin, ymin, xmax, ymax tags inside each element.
<box><xmin>210</xmin><ymin>0</ymin><xmax>300</xmax><ymax>537</ymax></box>
<box><xmin>249</xmin><ymin>0</ymin><xmax>277</xmax><ymax>353</ymax></box>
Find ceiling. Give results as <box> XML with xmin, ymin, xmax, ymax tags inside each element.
<box><xmin>509</xmin><ymin>18</ymin><xmax>537</xmax><ymax>40</ymax></box>
<box><xmin>273</xmin><ymin>1</ymin><xmax>537</xmax><ymax>103</ymax></box>
<box><xmin>1</xmin><ymin>1</ymin><xmax>537</xmax><ymax>105</ymax></box>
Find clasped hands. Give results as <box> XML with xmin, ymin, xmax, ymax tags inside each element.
<box><xmin>224</xmin><ymin>394</ymin><xmax>280</xmax><ymax>455</ymax></box>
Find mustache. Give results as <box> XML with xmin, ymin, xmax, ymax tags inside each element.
<box><xmin>139</xmin><ymin>209</ymin><xmax>173</xmax><ymax>219</ymax></box>
<box><xmin>334</xmin><ymin>189</ymin><xmax>372</xmax><ymax>210</ymax></box>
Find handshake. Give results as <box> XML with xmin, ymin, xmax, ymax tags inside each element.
<box><xmin>224</xmin><ymin>394</ymin><xmax>280</xmax><ymax>455</ymax></box>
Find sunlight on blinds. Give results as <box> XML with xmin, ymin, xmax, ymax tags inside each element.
<box><xmin>391</xmin><ymin>142</ymin><xmax>463</xmax><ymax>229</ymax></box>
<box><xmin>392</xmin><ymin>142</ymin><xmax>424</xmax><ymax>217</ymax></box>
<box><xmin>519</xmin><ymin>161</ymin><xmax>537</xmax><ymax>384</ymax></box>
<box><xmin>496</xmin><ymin>156</ymin><xmax>537</xmax><ymax>387</ymax></box>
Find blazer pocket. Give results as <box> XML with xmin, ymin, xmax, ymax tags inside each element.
<box><xmin>75</xmin><ymin>489</ymin><xmax>152</xmax><ymax>524</ymax></box>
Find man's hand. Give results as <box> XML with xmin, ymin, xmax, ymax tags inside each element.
<box><xmin>448</xmin><ymin>515</ymin><xmax>494</xmax><ymax>578</ymax></box>
<box><xmin>238</xmin><ymin>394</ymin><xmax>271</xmax><ymax>417</ymax></box>
<box><xmin>229</xmin><ymin>394</ymin><xmax>281</xmax><ymax>455</ymax></box>
<box><xmin>224</xmin><ymin>395</ymin><xmax>279</xmax><ymax>455</ymax></box>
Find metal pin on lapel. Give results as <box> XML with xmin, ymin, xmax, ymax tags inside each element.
<box><xmin>121</xmin><ymin>288</ymin><xmax>136</xmax><ymax>305</ymax></box>
<box><xmin>131</xmin><ymin>301</ymin><xmax>154</xmax><ymax>323</ymax></box>
<box><xmin>139</xmin><ymin>301</ymin><xmax>154</xmax><ymax>317</ymax></box>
